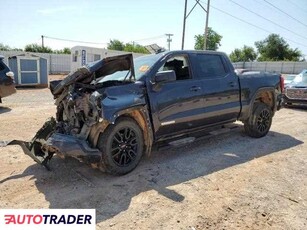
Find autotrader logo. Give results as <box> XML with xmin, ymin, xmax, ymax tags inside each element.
<box><xmin>0</xmin><ymin>209</ymin><xmax>95</xmax><ymax>230</ymax></box>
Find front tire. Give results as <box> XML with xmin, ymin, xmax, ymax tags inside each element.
<box><xmin>97</xmin><ymin>117</ymin><xmax>144</xmax><ymax>175</ymax></box>
<box><xmin>244</xmin><ymin>102</ymin><xmax>273</xmax><ymax>138</ymax></box>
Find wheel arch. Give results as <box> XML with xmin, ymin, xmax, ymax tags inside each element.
<box><xmin>88</xmin><ymin>106</ymin><xmax>154</xmax><ymax>157</ymax></box>
<box><xmin>241</xmin><ymin>87</ymin><xmax>276</xmax><ymax>121</ymax></box>
<box><xmin>254</xmin><ymin>89</ymin><xmax>275</xmax><ymax>110</ymax></box>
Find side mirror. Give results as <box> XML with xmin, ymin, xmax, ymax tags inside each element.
<box><xmin>154</xmin><ymin>70</ymin><xmax>176</xmax><ymax>84</ymax></box>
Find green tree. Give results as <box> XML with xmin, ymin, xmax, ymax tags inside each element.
<box><xmin>0</xmin><ymin>43</ymin><xmax>22</xmax><ymax>51</ymax></box>
<box><xmin>229</xmin><ymin>48</ymin><xmax>242</xmax><ymax>62</ymax></box>
<box><xmin>124</xmin><ymin>43</ymin><xmax>149</xmax><ymax>54</ymax></box>
<box><xmin>107</xmin><ymin>39</ymin><xmax>149</xmax><ymax>54</ymax></box>
<box><xmin>54</xmin><ymin>47</ymin><xmax>71</xmax><ymax>54</ymax></box>
<box><xmin>229</xmin><ymin>45</ymin><xmax>257</xmax><ymax>62</ymax></box>
<box><xmin>62</xmin><ymin>47</ymin><xmax>71</xmax><ymax>54</ymax></box>
<box><xmin>0</xmin><ymin>43</ymin><xmax>11</xmax><ymax>51</ymax></box>
<box><xmin>255</xmin><ymin>34</ymin><xmax>302</xmax><ymax>61</ymax></box>
<box><xmin>24</xmin><ymin>43</ymin><xmax>52</xmax><ymax>53</ymax></box>
<box><xmin>107</xmin><ymin>39</ymin><xmax>125</xmax><ymax>51</ymax></box>
<box><xmin>194</xmin><ymin>27</ymin><xmax>222</xmax><ymax>50</ymax></box>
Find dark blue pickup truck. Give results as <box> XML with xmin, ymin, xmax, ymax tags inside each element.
<box><xmin>2</xmin><ymin>51</ymin><xmax>283</xmax><ymax>175</ymax></box>
<box><xmin>0</xmin><ymin>56</ymin><xmax>16</xmax><ymax>103</ymax></box>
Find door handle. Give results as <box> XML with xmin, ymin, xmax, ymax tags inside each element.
<box><xmin>190</xmin><ymin>86</ymin><xmax>201</xmax><ymax>92</ymax></box>
<box><xmin>229</xmin><ymin>81</ymin><xmax>237</xmax><ymax>87</ymax></box>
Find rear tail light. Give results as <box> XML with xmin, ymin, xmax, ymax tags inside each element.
<box><xmin>280</xmin><ymin>75</ymin><xmax>284</xmax><ymax>92</ymax></box>
<box><xmin>6</xmin><ymin>71</ymin><xmax>14</xmax><ymax>80</ymax></box>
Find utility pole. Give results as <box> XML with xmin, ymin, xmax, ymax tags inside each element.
<box><xmin>181</xmin><ymin>0</ymin><xmax>210</xmax><ymax>50</ymax></box>
<box><xmin>181</xmin><ymin>0</ymin><xmax>188</xmax><ymax>50</ymax></box>
<box><xmin>203</xmin><ymin>0</ymin><xmax>210</xmax><ymax>50</ymax></box>
<box><xmin>165</xmin><ymin>33</ymin><xmax>174</xmax><ymax>51</ymax></box>
<box><xmin>41</xmin><ymin>35</ymin><xmax>44</xmax><ymax>48</ymax></box>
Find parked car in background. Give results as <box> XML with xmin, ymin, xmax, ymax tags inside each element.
<box><xmin>283</xmin><ymin>69</ymin><xmax>307</xmax><ymax>105</ymax></box>
<box><xmin>0</xmin><ymin>56</ymin><xmax>16</xmax><ymax>103</ymax></box>
<box><xmin>283</xmin><ymin>74</ymin><xmax>296</xmax><ymax>87</ymax></box>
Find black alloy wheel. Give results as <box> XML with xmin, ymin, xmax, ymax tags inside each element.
<box><xmin>256</xmin><ymin>109</ymin><xmax>271</xmax><ymax>134</ymax></box>
<box><xmin>111</xmin><ymin>127</ymin><xmax>139</xmax><ymax>167</ymax></box>
<box><xmin>244</xmin><ymin>102</ymin><xmax>273</xmax><ymax>138</ymax></box>
<box><xmin>97</xmin><ymin>117</ymin><xmax>144</xmax><ymax>175</ymax></box>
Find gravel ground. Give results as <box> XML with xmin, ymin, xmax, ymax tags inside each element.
<box><xmin>0</xmin><ymin>85</ymin><xmax>306</xmax><ymax>230</ymax></box>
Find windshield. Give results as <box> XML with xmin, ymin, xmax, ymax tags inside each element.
<box><xmin>284</xmin><ymin>75</ymin><xmax>295</xmax><ymax>81</ymax></box>
<box><xmin>293</xmin><ymin>73</ymin><xmax>307</xmax><ymax>84</ymax></box>
<box><xmin>98</xmin><ymin>53</ymin><xmax>163</xmax><ymax>83</ymax></box>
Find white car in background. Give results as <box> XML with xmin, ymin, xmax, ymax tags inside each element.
<box><xmin>283</xmin><ymin>69</ymin><xmax>307</xmax><ymax>106</ymax></box>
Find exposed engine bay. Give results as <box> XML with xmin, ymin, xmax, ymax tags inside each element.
<box><xmin>0</xmin><ymin>54</ymin><xmax>138</xmax><ymax>170</ymax></box>
<box><xmin>55</xmin><ymin>84</ymin><xmax>101</xmax><ymax>139</ymax></box>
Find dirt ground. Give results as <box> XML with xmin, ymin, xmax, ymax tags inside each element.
<box><xmin>0</xmin><ymin>82</ymin><xmax>306</xmax><ymax>229</ymax></box>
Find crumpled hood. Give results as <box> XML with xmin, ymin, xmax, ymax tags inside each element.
<box><xmin>50</xmin><ymin>53</ymin><xmax>134</xmax><ymax>96</ymax></box>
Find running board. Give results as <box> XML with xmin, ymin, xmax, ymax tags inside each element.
<box><xmin>159</xmin><ymin>123</ymin><xmax>240</xmax><ymax>149</ymax></box>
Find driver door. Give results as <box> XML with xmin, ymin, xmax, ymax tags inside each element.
<box><xmin>147</xmin><ymin>54</ymin><xmax>205</xmax><ymax>139</ymax></box>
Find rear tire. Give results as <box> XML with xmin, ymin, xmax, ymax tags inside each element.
<box><xmin>244</xmin><ymin>102</ymin><xmax>272</xmax><ymax>138</ymax></box>
<box><xmin>97</xmin><ymin>117</ymin><xmax>144</xmax><ymax>175</ymax></box>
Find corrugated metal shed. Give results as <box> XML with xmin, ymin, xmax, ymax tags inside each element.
<box><xmin>0</xmin><ymin>51</ymin><xmax>71</xmax><ymax>74</ymax></box>
<box><xmin>8</xmin><ymin>53</ymin><xmax>48</xmax><ymax>86</ymax></box>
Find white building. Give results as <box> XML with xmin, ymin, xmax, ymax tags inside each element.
<box><xmin>71</xmin><ymin>46</ymin><xmax>145</xmax><ymax>72</ymax></box>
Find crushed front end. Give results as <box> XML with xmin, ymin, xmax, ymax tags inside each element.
<box><xmin>0</xmin><ymin>54</ymin><xmax>143</xmax><ymax>170</ymax></box>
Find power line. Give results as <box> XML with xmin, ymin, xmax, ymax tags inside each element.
<box><xmin>263</xmin><ymin>0</ymin><xmax>307</xmax><ymax>29</ymax></box>
<box><xmin>44</xmin><ymin>35</ymin><xmax>108</xmax><ymax>45</ymax></box>
<box><xmin>131</xmin><ymin>35</ymin><xmax>165</xmax><ymax>43</ymax></box>
<box><xmin>229</xmin><ymin>0</ymin><xmax>307</xmax><ymax>41</ymax></box>
<box><xmin>209</xmin><ymin>3</ymin><xmax>307</xmax><ymax>48</ymax></box>
<box><xmin>209</xmin><ymin>4</ymin><xmax>270</xmax><ymax>32</ymax></box>
<box><xmin>44</xmin><ymin>35</ymin><xmax>165</xmax><ymax>47</ymax></box>
<box><xmin>287</xmin><ymin>0</ymin><xmax>307</xmax><ymax>12</ymax></box>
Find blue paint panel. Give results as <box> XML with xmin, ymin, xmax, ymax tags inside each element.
<box><xmin>39</xmin><ymin>58</ymin><xmax>48</xmax><ymax>84</ymax></box>
<box><xmin>20</xmin><ymin>72</ymin><xmax>38</xmax><ymax>84</ymax></box>
<box><xmin>20</xmin><ymin>59</ymin><xmax>37</xmax><ymax>71</ymax></box>
<box><xmin>8</xmin><ymin>58</ymin><xmax>18</xmax><ymax>83</ymax></box>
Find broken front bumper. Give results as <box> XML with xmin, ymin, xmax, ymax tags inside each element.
<box><xmin>45</xmin><ymin>133</ymin><xmax>101</xmax><ymax>164</ymax></box>
<box><xmin>0</xmin><ymin>117</ymin><xmax>102</xmax><ymax>170</ymax></box>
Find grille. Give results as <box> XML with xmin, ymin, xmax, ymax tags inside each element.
<box><xmin>286</xmin><ymin>88</ymin><xmax>307</xmax><ymax>100</ymax></box>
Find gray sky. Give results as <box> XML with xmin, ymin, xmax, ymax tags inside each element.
<box><xmin>1</xmin><ymin>0</ymin><xmax>307</xmax><ymax>56</ymax></box>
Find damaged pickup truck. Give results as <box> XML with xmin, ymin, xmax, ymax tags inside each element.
<box><xmin>1</xmin><ymin>51</ymin><xmax>283</xmax><ymax>175</ymax></box>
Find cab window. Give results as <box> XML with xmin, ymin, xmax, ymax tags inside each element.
<box><xmin>159</xmin><ymin>55</ymin><xmax>191</xmax><ymax>81</ymax></box>
<box><xmin>193</xmin><ymin>54</ymin><xmax>227</xmax><ymax>78</ymax></box>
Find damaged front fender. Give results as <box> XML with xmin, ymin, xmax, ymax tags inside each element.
<box><xmin>100</xmin><ymin>81</ymin><xmax>147</xmax><ymax>123</ymax></box>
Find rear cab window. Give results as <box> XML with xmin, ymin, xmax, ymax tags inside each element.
<box><xmin>190</xmin><ymin>53</ymin><xmax>229</xmax><ymax>79</ymax></box>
